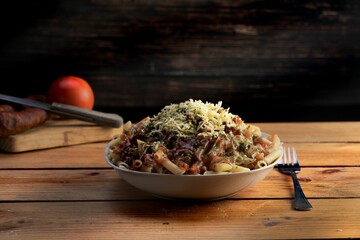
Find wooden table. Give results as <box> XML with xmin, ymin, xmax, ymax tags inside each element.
<box><xmin>1</xmin><ymin>122</ymin><xmax>359</xmax><ymax>239</ymax></box>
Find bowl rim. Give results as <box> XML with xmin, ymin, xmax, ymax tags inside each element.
<box><xmin>104</xmin><ymin>142</ymin><xmax>281</xmax><ymax>178</ymax></box>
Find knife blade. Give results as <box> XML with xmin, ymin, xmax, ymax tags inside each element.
<box><xmin>0</xmin><ymin>93</ymin><xmax>123</xmax><ymax>128</ymax></box>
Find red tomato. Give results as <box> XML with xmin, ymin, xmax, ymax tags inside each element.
<box><xmin>46</xmin><ymin>76</ymin><xmax>95</xmax><ymax>110</ymax></box>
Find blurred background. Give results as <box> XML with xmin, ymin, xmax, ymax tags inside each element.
<box><xmin>0</xmin><ymin>0</ymin><xmax>359</xmax><ymax>123</ymax></box>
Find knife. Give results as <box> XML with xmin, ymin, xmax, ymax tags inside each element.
<box><xmin>0</xmin><ymin>93</ymin><xmax>123</xmax><ymax>128</ymax></box>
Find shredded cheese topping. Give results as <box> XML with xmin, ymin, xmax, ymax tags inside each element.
<box><xmin>149</xmin><ymin>99</ymin><xmax>246</xmax><ymax>138</ymax></box>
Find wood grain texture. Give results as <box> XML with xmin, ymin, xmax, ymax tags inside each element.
<box><xmin>1</xmin><ymin>142</ymin><xmax>360</xmax><ymax>170</ymax></box>
<box><xmin>0</xmin><ymin>1</ymin><xmax>359</xmax><ymax>122</ymax></box>
<box><xmin>1</xmin><ymin>199</ymin><xmax>359</xmax><ymax>240</ymax></box>
<box><xmin>0</xmin><ymin>167</ymin><xmax>358</xmax><ymax>201</ymax></box>
<box><xmin>1</xmin><ymin>122</ymin><xmax>360</xmax><ymax>239</ymax></box>
<box><xmin>1</xmin><ymin>122</ymin><xmax>360</xmax><ymax>168</ymax></box>
<box><xmin>256</xmin><ymin>122</ymin><xmax>360</xmax><ymax>143</ymax></box>
<box><xmin>1</xmin><ymin>142</ymin><xmax>360</xmax><ymax>168</ymax></box>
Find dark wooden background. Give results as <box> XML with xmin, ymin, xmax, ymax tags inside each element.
<box><xmin>0</xmin><ymin>0</ymin><xmax>359</xmax><ymax>122</ymax></box>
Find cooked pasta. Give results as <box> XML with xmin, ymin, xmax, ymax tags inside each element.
<box><xmin>107</xmin><ymin>99</ymin><xmax>282</xmax><ymax>175</ymax></box>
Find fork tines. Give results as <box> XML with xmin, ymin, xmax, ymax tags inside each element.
<box><xmin>279</xmin><ymin>147</ymin><xmax>301</xmax><ymax>172</ymax></box>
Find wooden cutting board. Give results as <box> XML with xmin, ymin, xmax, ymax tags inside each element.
<box><xmin>0</xmin><ymin>119</ymin><xmax>123</xmax><ymax>153</ymax></box>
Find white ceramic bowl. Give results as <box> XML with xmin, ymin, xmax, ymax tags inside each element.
<box><xmin>104</xmin><ymin>143</ymin><xmax>281</xmax><ymax>201</ymax></box>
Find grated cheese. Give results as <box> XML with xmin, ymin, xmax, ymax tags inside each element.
<box><xmin>148</xmin><ymin>99</ymin><xmax>245</xmax><ymax>138</ymax></box>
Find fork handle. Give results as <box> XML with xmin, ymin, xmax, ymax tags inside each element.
<box><xmin>290</xmin><ymin>171</ymin><xmax>313</xmax><ymax>211</ymax></box>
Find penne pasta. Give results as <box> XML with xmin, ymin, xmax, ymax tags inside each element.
<box><xmin>213</xmin><ymin>163</ymin><xmax>233</xmax><ymax>172</ymax></box>
<box><xmin>132</xmin><ymin>160</ymin><xmax>143</xmax><ymax>169</ymax></box>
<box><xmin>154</xmin><ymin>149</ymin><xmax>185</xmax><ymax>175</ymax></box>
<box><xmin>230</xmin><ymin>165</ymin><xmax>250</xmax><ymax>172</ymax></box>
<box><xmin>106</xmin><ymin>99</ymin><xmax>282</xmax><ymax>175</ymax></box>
<box><xmin>263</xmin><ymin>149</ymin><xmax>283</xmax><ymax>165</ymax></box>
<box><xmin>256</xmin><ymin>160</ymin><xmax>267</xmax><ymax>169</ymax></box>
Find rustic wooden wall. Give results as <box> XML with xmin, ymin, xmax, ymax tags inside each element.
<box><xmin>0</xmin><ymin>0</ymin><xmax>359</xmax><ymax>122</ymax></box>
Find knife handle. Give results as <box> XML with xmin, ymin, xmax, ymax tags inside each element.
<box><xmin>50</xmin><ymin>103</ymin><xmax>123</xmax><ymax>128</ymax></box>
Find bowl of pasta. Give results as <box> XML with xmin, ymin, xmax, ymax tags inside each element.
<box><xmin>105</xmin><ymin>99</ymin><xmax>283</xmax><ymax>200</ymax></box>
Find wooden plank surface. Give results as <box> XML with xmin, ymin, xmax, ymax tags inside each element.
<box><xmin>0</xmin><ymin>167</ymin><xmax>359</xmax><ymax>201</ymax></box>
<box><xmin>1</xmin><ymin>121</ymin><xmax>360</xmax><ymax>169</ymax></box>
<box><xmin>256</xmin><ymin>122</ymin><xmax>360</xmax><ymax>143</ymax></box>
<box><xmin>1</xmin><ymin>142</ymin><xmax>360</xmax><ymax>168</ymax></box>
<box><xmin>0</xmin><ymin>142</ymin><xmax>358</xmax><ymax>168</ymax></box>
<box><xmin>1</xmin><ymin>122</ymin><xmax>359</xmax><ymax>239</ymax></box>
<box><xmin>1</xmin><ymin>199</ymin><xmax>359</xmax><ymax>240</ymax></box>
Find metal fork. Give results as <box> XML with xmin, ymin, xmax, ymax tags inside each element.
<box><xmin>278</xmin><ymin>147</ymin><xmax>313</xmax><ymax>211</ymax></box>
